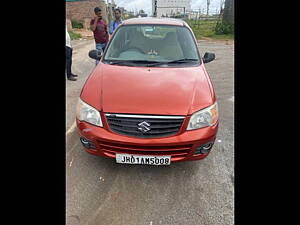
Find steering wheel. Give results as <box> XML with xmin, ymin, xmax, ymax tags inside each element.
<box><xmin>123</xmin><ymin>46</ymin><xmax>145</xmax><ymax>54</ymax></box>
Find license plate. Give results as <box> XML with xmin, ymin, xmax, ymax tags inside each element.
<box><xmin>116</xmin><ymin>153</ymin><xmax>171</xmax><ymax>165</ymax></box>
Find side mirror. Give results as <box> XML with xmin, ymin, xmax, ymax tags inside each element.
<box><xmin>202</xmin><ymin>52</ymin><xmax>215</xmax><ymax>64</ymax></box>
<box><xmin>88</xmin><ymin>49</ymin><xmax>103</xmax><ymax>60</ymax></box>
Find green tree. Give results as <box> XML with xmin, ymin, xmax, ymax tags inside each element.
<box><xmin>215</xmin><ymin>0</ymin><xmax>234</xmax><ymax>35</ymax></box>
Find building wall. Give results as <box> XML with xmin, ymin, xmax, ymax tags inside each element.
<box><xmin>153</xmin><ymin>0</ymin><xmax>191</xmax><ymax>17</ymax></box>
<box><xmin>66</xmin><ymin>0</ymin><xmax>108</xmax><ymax>23</ymax></box>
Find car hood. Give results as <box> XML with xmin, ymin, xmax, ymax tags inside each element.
<box><xmin>81</xmin><ymin>63</ymin><xmax>215</xmax><ymax>116</ymax></box>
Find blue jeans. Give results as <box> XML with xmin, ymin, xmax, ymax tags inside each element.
<box><xmin>95</xmin><ymin>43</ymin><xmax>107</xmax><ymax>65</ymax></box>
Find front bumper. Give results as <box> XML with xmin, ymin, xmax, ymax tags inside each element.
<box><xmin>76</xmin><ymin>118</ymin><xmax>218</xmax><ymax>163</ymax></box>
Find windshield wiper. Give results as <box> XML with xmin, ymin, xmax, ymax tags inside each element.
<box><xmin>167</xmin><ymin>58</ymin><xmax>199</xmax><ymax>63</ymax></box>
<box><xmin>107</xmin><ymin>60</ymin><xmax>161</xmax><ymax>66</ymax></box>
<box><xmin>146</xmin><ymin>58</ymin><xmax>199</xmax><ymax>67</ymax></box>
<box><xmin>106</xmin><ymin>60</ymin><xmax>134</xmax><ymax>66</ymax></box>
<box><xmin>106</xmin><ymin>59</ymin><xmax>199</xmax><ymax>67</ymax></box>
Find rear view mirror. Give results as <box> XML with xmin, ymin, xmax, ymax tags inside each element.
<box><xmin>88</xmin><ymin>49</ymin><xmax>103</xmax><ymax>60</ymax></box>
<box><xmin>203</xmin><ymin>52</ymin><xmax>215</xmax><ymax>63</ymax></box>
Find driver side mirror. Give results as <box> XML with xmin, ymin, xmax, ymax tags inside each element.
<box><xmin>202</xmin><ymin>52</ymin><xmax>215</xmax><ymax>64</ymax></box>
<box><xmin>88</xmin><ymin>49</ymin><xmax>103</xmax><ymax>60</ymax></box>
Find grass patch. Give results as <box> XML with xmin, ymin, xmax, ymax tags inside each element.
<box><xmin>71</xmin><ymin>19</ymin><xmax>84</xmax><ymax>29</ymax></box>
<box><xmin>184</xmin><ymin>19</ymin><xmax>234</xmax><ymax>40</ymax></box>
<box><xmin>69</xmin><ymin>30</ymin><xmax>82</xmax><ymax>40</ymax></box>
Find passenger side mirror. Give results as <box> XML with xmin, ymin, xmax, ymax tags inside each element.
<box><xmin>88</xmin><ymin>49</ymin><xmax>103</xmax><ymax>60</ymax></box>
<box><xmin>203</xmin><ymin>52</ymin><xmax>215</xmax><ymax>64</ymax></box>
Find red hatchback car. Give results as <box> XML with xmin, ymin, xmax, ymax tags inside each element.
<box><xmin>76</xmin><ymin>18</ymin><xmax>218</xmax><ymax>165</ymax></box>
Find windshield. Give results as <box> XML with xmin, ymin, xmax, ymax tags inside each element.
<box><xmin>103</xmin><ymin>24</ymin><xmax>200</xmax><ymax>66</ymax></box>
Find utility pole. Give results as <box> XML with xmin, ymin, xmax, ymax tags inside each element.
<box><xmin>106</xmin><ymin>0</ymin><xmax>113</xmax><ymax>25</ymax></box>
<box><xmin>198</xmin><ymin>7</ymin><xmax>201</xmax><ymax>28</ymax></box>
<box><xmin>153</xmin><ymin>0</ymin><xmax>157</xmax><ymax>17</ymax></box>
<box><xmin>207</xmin><ymin>0</ymin><xmax>210</xmax><ymax>16</ymax></box>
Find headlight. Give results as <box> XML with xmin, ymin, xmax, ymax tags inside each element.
<box><xmin>76</xmin><ymin>98</ymin><xmax>103</xmax><ymax>127</ymax></box>
<box><xmin>187</xmin><ymin>102</ymin><xmax>218</xmax><ymax>130</ymax></box>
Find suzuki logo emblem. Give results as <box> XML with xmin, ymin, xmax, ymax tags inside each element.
<box><xmin>137</xmin><ymin>121</ymin><xmax>151</xmax><ymax>133</ymax></box>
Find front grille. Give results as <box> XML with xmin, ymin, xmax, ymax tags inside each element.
<box><xmin>97</xmin><ymin>140</ymin><xmax>192</xmax><ymax>157</ymax></box>
<box><xmin>105</xmin><ymin>114</ymin><xmax>185</xmax><ymax>138</ymax></box>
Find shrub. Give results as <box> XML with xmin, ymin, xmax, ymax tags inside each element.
<box><xmin>215</xmin><ymin>21</ymin><xmax>234</xmax><ymax>35</ymax></box>
<box><xmin>71</xmin><ymin>19</ymin><xmax>84</xmax><ymax>29</ymax></box>
<box><xmin>69</xmin><ymin>31</ymin><xmax>82</xmax><ymax>40</ymax></box>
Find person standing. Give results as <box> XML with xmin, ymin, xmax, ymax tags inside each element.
<box><xmin>109</xmin><ymin>8</ymin><xmax>122</xmax><ymax>35</ymax></box>
<box><xmin>90</xmin><ymin>7</ymin><xmax>109</xmax><ymax>65</ymax></box>
<box><xmin>66</xmin><ymin>26</ymin><xmax>78</xmax><ymax>81</ymax></box>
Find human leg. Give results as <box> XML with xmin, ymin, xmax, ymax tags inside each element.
<box><xmin>66</xmin><ymin>46</ymin><xmax>77</xmax><ymax>81</ymax></box>
<box><xmin>95</xmin><ymin>43</ymin><xmax>107</xmax><ymax>65</ymax></box>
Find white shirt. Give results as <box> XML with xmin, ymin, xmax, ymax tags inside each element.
<box><xmin>66</xmin><ymin>27</ymin><xmax>71</xmax><ymax>48</ymax></box>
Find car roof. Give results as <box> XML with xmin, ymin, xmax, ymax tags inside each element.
<box><xmin>122</xmin><ymin>17</ymin><xmax>187</xmax><ymax>26</ymax></box>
